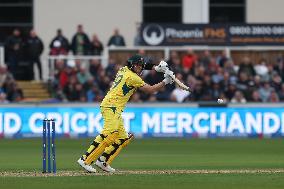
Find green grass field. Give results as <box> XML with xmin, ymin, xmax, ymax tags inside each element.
<box><xmin>0</xmin><ymin>138</ymin><xmax>284</xmax><ymax>189</ymax></box>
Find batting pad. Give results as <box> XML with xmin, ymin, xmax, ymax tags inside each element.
<box><xmin>107</xmin><ymin>133</ymin><xmax>134</xmax><ymax>164</ymax></box>
<box><xmin>84</xmin><ymin>132</ymin><xmax>118</xmax><ymax>165</ymax></box>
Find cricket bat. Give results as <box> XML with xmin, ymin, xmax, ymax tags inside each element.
<box><xmin>154</xmin><ymin>60</ymin><xmax>192</xmax><ymax>92</ymax></box>
<box><xmin>170</xmin><ymin>74</ymin><xmax>192</xmax><ymax>92</ymax></box>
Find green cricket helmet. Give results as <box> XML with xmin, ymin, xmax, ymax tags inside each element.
<box><xmin>127</xmin><ymin>54</ymin><xmax>154</xmax><ymax>71</ymax></box>
<box><xmin>127</xmin><ymin>54</ymin><xmax>145</xmax><ymax>70</ymax></box>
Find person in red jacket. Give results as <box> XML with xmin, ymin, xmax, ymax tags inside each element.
<box><xmin>182</xmin><ymin>48</ymin><xmax>197</xmax><ymax>70</ymax></box>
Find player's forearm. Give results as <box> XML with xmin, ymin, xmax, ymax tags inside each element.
<box><xmin>150</xmin><ymin>81</ymin><xmax>166</xmax><ymax>93</ymax></box>
<box><xmin>140</xmin><ymin>81</ymin><xmax>166</xmax><ymax>94</ymax></box>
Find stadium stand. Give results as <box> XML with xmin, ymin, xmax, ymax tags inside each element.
<box><xmin>1</xmin><ymin>27</ymin><xmax>284</xmax><ymax>103</ymax></box>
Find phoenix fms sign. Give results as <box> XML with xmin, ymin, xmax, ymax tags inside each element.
<box><xmin>141</xmin><ymin>23</ymin><xmax>284</xmax><ymax>46</ymax></box>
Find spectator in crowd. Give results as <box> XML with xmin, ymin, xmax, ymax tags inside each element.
<box><xmin>202</xmin><ymin>74</ymin><xmax>212</xmax><ymax>94</ymax></box>
<box><xmin>54</xmin><ymin>59</ymin><xmax>75</xmax><ymax>89</ymax></box>
<box><xmin>231</xmin><ymin>90</ymin><xmax>246</xmax><ymax>103</ymax></box>
<box><xmin>194</xmin><ymin>65</ymin><xmax>206</xmax><ymax>81</ymax></box>
<box><xmin>270</xmin><ymin>72</ymin><xmax>282</xmax><ymax>91</ymax></box>
<box><xmin>4</xmin><ymin>28</ymin><xmax>24</xmax><ymax>76</ymax></box>
<box><xmin>222</xmin><ymin>71</ymin><xmax>231</xmax><ymax>91</ymax></box>
<box><xmin>77</xmin><ymin>66</ymin><xmax>91</xmax><ymax>85</ymax></box>
<box><xmin>49</xmin><ymin>41</ymin><xmax>68</xmax><ymax>56</ymax></box>
<box><xmin>250</xmin><ymin>90</ymin><xmax>262</xmax><ymax>102</ymax></box>
<box><xmin>199</xmin><ymin>50</ymin><xmax>211</xmax><ymax>69</ymax></box>
<box><xmin>238</xmin><ymin>57</ymin><xmax>256</xmax><ymax>78</ymax></box>
<box><xmin>96</xmin><ymin>70</ymin><xmax>111</xmax><ymax>94</ymax></box>
<box><xmin>79</xmin><ymin>93</ymin><xmax>87</xmax><ymax>102</ymax></box>
<box><xmin>6</xmin><ymin>82</ymin><xmax>24</xmax><ymax>102</ymax></box>
<box><xmin>63</xmin><ymin>75</ymin><xmax>79</xmax><ymax>101</ymax></box>
<box><xmin>0</xmin><ymin>92</ymin><xmax>9</xmax><ymax>103</ymax></box>
<box><xmin>107</xmin><ymin>28</ymin><xmax>126</xmax><ymax>47</ymax></box>
<box><xmin>253</xmin><ymin>75</ymin><xmax>262</xmax><ymax>89</ymax></box>
<box><xmin>89</xmin><ymin>34</ymin><xmax>104</xmax><ymax>55</ymax></box>
<box><xmin>212</xmin><ymin>67</ymin><xmax>224</xmax><ymax>84</ymax></box>
<box><xmin>254</xmin><ymin>58</ymin><xmax>269</xmax><ymax>81</ymax></box>
<box><xmin>89</xmin><ymin>59</ymin><xmax>103</xmax><ymax>81</ymax></box>
<box><xmin>26</xmin><ymin>29</ymin><xmax>44</xmax><ymax>80</ymax></box>
<box><xmin>266</xmin><ymin>63</ymin><xmax>277</xmax><ymax>81</ymax></box>
<box><xmin>190</xmin><ymin>80</ymin><xmax>204</xmax><ymax>101</ymax></box>
<box><xmin>182</xmin><ymin>48</ymin><xmax>197</xmax><ymax>70</ymax></box>
<box><xmin>86</xmin><ymin>83</ymin><xmax>103</xmax><ymax>102</ymax></box>
<box><xmin>105</xmin><ymin>58</ymin><xmax>118</xmax><ymax>79</ymax></box>
<box><xmin>137</xmin><ymin>49</ymin><xmax>147</xmax><ymax>57</ymax></box>
<box><xmin>236</xmin><ymin>71</ymin><xmax>250</xmax><ymax>97</ymax></box>
<box><xmin>258</xmin><ymin>81</ymin><xmax>273</xmax><ymax>102</ymax></box>
<box><xmin>71</xmin><ymin>24</ymin><xmax>90</xmax><ymax>55</ymax></box>
<box><xmin>51</xmin><ymin>89</ymin><xmax>67</xmax><ymax>103</ymax></box>
<box><xmin>49</xmin><ymin>29</ymin><xmax>69</xmax><ymax>55</ymax></box>
<box><xmin>216</xmin><ymin>50</ymin><xmax>228</xmax><ymax>67</ymax></box>
<box><xmin>225</xmin><ymin>81</ymin><xmax>237</xmax><ymax>100</ymax></box>
<box><xmin>209</xmin><ymin>80</ymin><xmax>223</xmax><ymax>101</ymax></box>
<box><xmin>0</xmin><ymin>65</ymin><xmax>13</xmax><ymax>88</ymax></box>
<box><xmin>268</xmin><ymin>90</ymin><xmax>279</xmax><ymax>102</ymax></box>
<box><xmin>83</xmin><ymin>77</ymin><xmax>96</xmax><ymax>92</ymax></box>
<box><xmin>278</xmin><ymin>83</ymin><xmax>284</xmax><ymax>101</ymax></box>
<box><xmin>207</xmin><ymin>57</ymin><xmax>219</xmax><ymax>75</ymax></box>
<box><xmin>223</xmin><ymin>59</ymin><xmax>237</xmax><ymax>75</ymax></box>
<box><xmin>73</xmin><ymin>59</ymin><xmax>83</xmax><ymax>73</ymax></box>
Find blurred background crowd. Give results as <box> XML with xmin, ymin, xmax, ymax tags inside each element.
<box><xmin>1</xmin><ymin>25</ymin><xmax>284</xmax><ymax>103</ymax></box>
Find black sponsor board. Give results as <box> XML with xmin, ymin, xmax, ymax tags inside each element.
<box><xmin>140</xmin><ymin>23</ymin><xmax>284</xmax><ymax>46</ymax></box>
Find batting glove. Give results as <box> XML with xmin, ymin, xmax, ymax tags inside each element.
<box><xmin>164</xmin><ymin>69</ymin><xmax>175</xmax><ymax>78</ymax></box>
<box><xmin>163</xmin><ymin>74</ymin><xmax>174</xmax><ymax>85</ymax></box>
<box><xmin>154</xmin><ymin>61</ymin><xmax>169</xmax><ymax>73</ymax></box>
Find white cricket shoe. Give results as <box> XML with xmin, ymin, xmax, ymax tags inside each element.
<box><xmin>77</xmin><ymin>158</ymin><xmax>97</xmax><ymax>173</ymax></box>
<box><xmin>95</xmin><ymin>159</ymin><xmax>115</xmax><ymax>173</ymax></box>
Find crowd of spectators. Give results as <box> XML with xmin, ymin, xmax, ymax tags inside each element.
<box><xmin>4</xmin><ymin>28</ymin><xmax>44</xmax><ymax>81</ymax></box>
<box><xmin>1</xmin><ymin>25</ymin><xmax>126</xmax><ymax>102</ymax></box>
<box><xmin>2</xmin><ymin>25</ymin><xmax>284</xmax><ymax>103</ymax></box>
<box><xmin>4</xmin><ymin>25</ymin><xmax>126</xmax><ymax>81</ymax></box>
<box><xmin>48</xmin><ymin>48</ymin><xmax>284</xmax><ymax>103</ymax></box>
<box><xmin>49</xmin><ymin>25</ymin><xmax>124</xmax><ymax>57</ymax></box>
<box><xmin>165</xmin><ymin>49</ymin><xmax>284</xmax><ymax>103</ymax></box>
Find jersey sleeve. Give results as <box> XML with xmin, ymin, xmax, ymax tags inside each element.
<box><xmin>127</xmin><ymin>74</ymin><xmax>145</xmax><ymax>88</ymax></box>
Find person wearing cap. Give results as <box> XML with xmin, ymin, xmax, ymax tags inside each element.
<box><xmin>77</xmin><ymin>54</ymin><xmax>175</xmax><ymax>173</ymax></box>
<box><xmin>49</xmin><ymin>29</ymin><xmax>69</xmax><ymax>55</ymax></box>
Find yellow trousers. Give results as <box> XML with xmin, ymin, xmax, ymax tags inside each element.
<box><xmin>100</xmin><ymin>106</ymin><xmax>128</xmax><ymax>139</ymax></box>
<box><xmin>83</xmin><ymin>106</ymin><xmax>129</xmax><ymax>165</ymax></box>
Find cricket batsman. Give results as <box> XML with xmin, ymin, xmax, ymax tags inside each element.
<box><xmin>77</xmin><ymin>54</ymin><xmax>174</xmax><ymax>173</ymax></box>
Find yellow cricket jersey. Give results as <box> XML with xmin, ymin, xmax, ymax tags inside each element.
<box><xmin>100</xmin><ymin>66</ymin><xmax>145</xmax><ymax>110</ymax></box>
